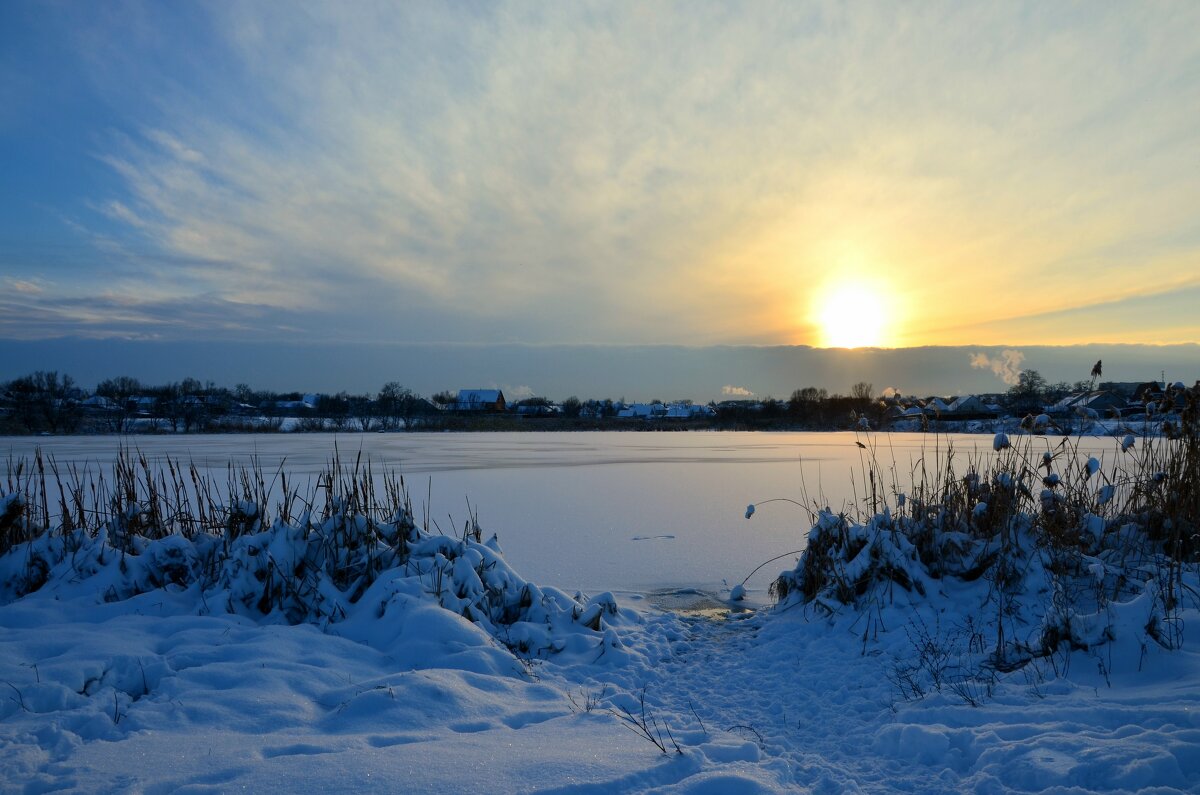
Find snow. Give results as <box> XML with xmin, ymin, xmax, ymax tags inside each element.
<box><xmin>2</xmin><ymin>432</ymin><xmax>1198</xmax><ymax>792</ymax></box>
<box><xmin>4</xmin><ymin>584</ymin><xmax>1199</xmax><ymax>792</ymax></box>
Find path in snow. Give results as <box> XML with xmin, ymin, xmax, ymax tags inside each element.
<box><xmin>569</xmin><ymin>595</ymin><xmax>1200</xmax><ymax>794</ymax></box>
<box><xmin>642</xmin><ymin>607</ymin><xmax>908</xmax><ymax>793</ymax></box>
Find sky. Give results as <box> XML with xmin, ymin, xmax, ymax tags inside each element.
<box><xmin>1</xmin><ymin>1</ymin><xmax>1198</xmax><ymax>395</ymax></box>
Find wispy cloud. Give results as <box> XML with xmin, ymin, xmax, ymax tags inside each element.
<box><xmin>0</xmin><ymin>289</ymin><xmax>293</xmax><ymax>341</ymax></box>
<box><xmin>3</xmin><ymin>2</ymin><xmax>1199</xmax><ymax>345</ymax></box>
<box><xmin>722</xmin><ymin>385</ymin><xmax>755</xmax><ymax>397</ymax></box>
<box><xmin>4</xmin><ymin>277</ymin><xmax>45</xmax><ymax>295</ymax></box>
<box><xmin>96</xmin><ymin>200</ymin><xmax>148</xmax><ymax>230</ymax></box>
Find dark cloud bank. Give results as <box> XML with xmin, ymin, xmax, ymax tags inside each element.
<box><xmin>1</xmin><ymin>340</ymin><xmax>1196</xmax><ymax>402</ymax></box>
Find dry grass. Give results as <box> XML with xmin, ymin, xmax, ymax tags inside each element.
<box><xmin>769</xmin><ymin>382</ymin><xmax>1200</xmax><ymax>673</ymax></box>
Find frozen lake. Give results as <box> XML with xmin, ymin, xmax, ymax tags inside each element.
<box><xmin>1</xmin><ymin>431</ymin><xmax>1124</xmax><ymax>598</ymax></box>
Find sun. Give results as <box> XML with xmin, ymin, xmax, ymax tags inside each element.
<box><xmin>814</xmin><ymin>281</ymin><xmax>889</xmax><ymax>348</ymax></box>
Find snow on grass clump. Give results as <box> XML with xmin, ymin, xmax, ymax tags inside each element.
<box><xmin>0</xmin><ymin>450</ymin><xmax>640</xmax><ymax>673</ymax></box>
<box><xmin>765</xmin><ymin>381</ymin><xmax>1200</xmax><ymax>703</ymax></box>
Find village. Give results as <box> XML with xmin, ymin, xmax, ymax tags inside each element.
<box><xmin>0</xmin><ymin>370</ymin><xmax>1192</xmax><ymax>435</ymax></box>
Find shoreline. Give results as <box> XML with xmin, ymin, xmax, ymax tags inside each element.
<box><xmin>0</xmin><ymin>414</ymin><xmax>1169</xmax><ymax>438</ymax></box>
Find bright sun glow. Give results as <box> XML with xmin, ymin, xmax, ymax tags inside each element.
<box><xmin>816</xmin><ymin>282</ymin><xmax>889</xmax><ymax>348</ymax></box>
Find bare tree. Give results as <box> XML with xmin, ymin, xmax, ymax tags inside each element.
<box><xmin>96</xmin><ymin>376</ymin><xmax>143</xmax><ymax>432</ymax></box>
<box><xmin>6</xmin><ymin>371</ymin><xmax>81</xmax><ymax>433</ymax></box>
<box><xmin>1007</xmin><ymin>370</ymin><xmax>1049</xmax><ymax>414</ymax></box>
<box><xmin>788</xmin><ymin>387</ymin><xmax>827</xmax><ymax>416</ymax></box>
<box><xmin>378</xmin><ymin>382</ymin><xmax>415</xmax><ymax>429</ymax></box>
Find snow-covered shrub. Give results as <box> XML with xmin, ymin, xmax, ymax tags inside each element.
<box><xmin>0</xmin><ymin>451</ymin><xmax>638</xmax><ymax>665</ymax></box>
<box><xmin>772</xmin><ymin>508</ymin><xmax>933</xmax><ymax>609</ymax></box>
<box><xmin>767</xmin><ymin>384</ymin><xmax>1200</xmax><ymax>685</ymax></box>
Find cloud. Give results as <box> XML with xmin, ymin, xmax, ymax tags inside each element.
<box><xmin>970</xmin><ymin>349</ymin><xmax>1025</xmax><ymax>386</ymax></box>
<box><xmin>722</xmin><ymin>385</ymin><xmax>754</xmax><ymax>397</ymax></box>
<box><xmin>4</xmin><ymin>278</ymin><xmax>45</xmax><ymax>295</ymax></box>
<box><xmin>5</xmin><ymin>4</ymin><xmax>1199</xmax><ymax>345</ymax></box>
<box><xmin>881</xmin><ymin>386</ymin><xmax>900</xmax><ymax>398</ymax></box>
<box><xmin>0</xmin><ymin>289</ymin><xmax>295</xmax><ymax>341</ymax></box>
<box><xmin>929</xmin><ymin>280</ymin><xmax>1200</xmax><ymax>347</ymax></box>
<box><xmin>97</xmin><ymin>200</ymin><xmax>148</xmax><ymax>230</ymax></box>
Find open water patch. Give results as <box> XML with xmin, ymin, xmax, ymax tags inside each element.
<box><xmin>646</xmin><ymin>588</ymin><xmax>752</xmax><ymax>619</ymax></box>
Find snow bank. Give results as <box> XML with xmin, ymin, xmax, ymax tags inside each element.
<box><xmin>0</xmin><ymin>490</ymin><xmax>642</xmax><ymax>673</ymax></box>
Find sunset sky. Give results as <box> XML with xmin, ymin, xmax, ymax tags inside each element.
<box><xmin>2</xmin><ymin>2</ymin><xmax>1199</xmax><ymax>367</ymax></box>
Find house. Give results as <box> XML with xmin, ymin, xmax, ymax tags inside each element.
<box><xmin>1133</xmin><ymin>382</ymin><xmax>1165</xmax><ymax>403</ymax></box>
<box><xmin>924</xmin><ymin>397</ymin><xmax>952</xmax><ymax>415</ymax></box>
<box><xmin>716</xmin><ymin>400</ymin><xmax>763</xmax><ymax>412</ymax></box>
<box><xmin>127</xmin><ymin>396</ymin><xmax>158</xmax><ymax>415</ymax></box>
<box><xmin>1098</xmin><ymin>382</ymin><xmax>1142</xmax><ymax>399</ymax></box>
<box><xmin>265</xmin><ymin>394</ymin><xmax>322</xmax><ymax>412</ymax></box>
<box><xmin>81</xmin><ymin>395</ymin><xmax>118</xmax><ymax>411</ymax></box>
<box><xmin>271</xmin><ymin>400</ymin><xmax>312</xmax><ymax>412</ymax></box>
<box><xmin>1046</xmin><ymin>394</ymin><xmax>1079</xmax><ymax>415</ymax></box>
<box><xmin>664</xmin><ymin>403</ymin><xmax>714</xmax><ymax>419</ymax></box>
<box><xmin>947</xmin><ymin>395</ymin><xmax>988</xmax><ymax>414</ymax></box>
<box><xmin>516</xmin><ymin>403</ymin><xmax>560</xmax><ymax>417</ymax></box>
<box><xmin>939</xmin><ymin>395</ymin><xmax>998</xmax><ymax>418</ymax></box>
<box><xmin>1078</xmin><ymin>391</ymin><xmax>1127</xmax><ymax>416</ymax></box>
<box><xmin>453</xmin><ymin>389</ymin><xmax>506</xmax><ymax>412</ymax></box>
<box><xmin>1134</xmin><ymin>382</ymin><xmax>1189</xmax><ymax>413</ymax></box>
<box><xmin>886</xmin><ymin>405</ymin><xmax>927</xmax><ymax>421</ymax></box>
<box><xmin>1047</xmin><ymin>391</ymin><xmax>1127</xmax><ymax>418</ymax></box>
<box><xmin>616</xmin><ymin>403</ymin><xmax>668</xmax><ymax>419</ymax></box>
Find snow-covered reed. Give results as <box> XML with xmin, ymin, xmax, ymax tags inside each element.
<box><xmin>765</xmin><ymin>382</ymin><xmax>1199</xmax><ymax>697</ymax></box>
<box><xmin>0</xmin><ymin>449</ymin><xmax>634</xmax><ymax>663</ymax></box>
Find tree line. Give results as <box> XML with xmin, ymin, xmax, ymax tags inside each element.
<box><xmin>0</xmin><ymin>372</ymin><xmax>437</xmax><ymax>434</ymax></box>
<box><xmin>1</xmin><ymin>366</ymin><xmax>1107</xmax><ymax>436</ymax></box>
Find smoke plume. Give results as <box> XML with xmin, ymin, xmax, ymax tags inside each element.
<box><xmin>970</xmin><ymin>350</ymin><xmax>1025</xmax><ymax>386</ymax></box>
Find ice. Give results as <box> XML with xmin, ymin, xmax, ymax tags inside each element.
<box><xmin>11</xmin><ymin>430</ymin><xmax>1124</xmax><ymax>595</ymax></box>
